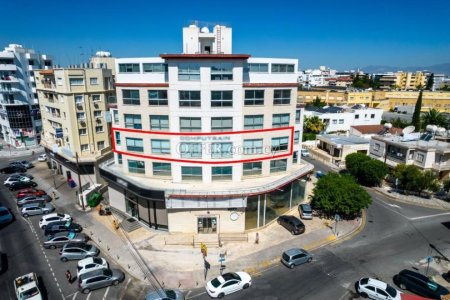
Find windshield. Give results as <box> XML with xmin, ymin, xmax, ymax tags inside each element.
<box><xmin>302</xmin><ymin>205</ymin><xmax>312</xmax><ymax>213</ymax></box>
<box><xmin>164</xmin><ymin>290</ymin><xmax>176</xmax><ymax>299</ymax></box>
<box><xmin>19</xmin><ymin>287</ymin><xmax>39</xmax><ymax>299</ymax></box>
<box><xmin>385</xmin><ymin>284</ymin><xmax>397</xmax><ymax>297</ymax></box>
<box><xmin>93</xmin><ymin>257</ymin><xmax>102</xmax><ymax>264</ymax></box>
<box><xmin>211</xmin><ymin>278</ymin><xmax>221</xmax><ymax>288</ymax></box>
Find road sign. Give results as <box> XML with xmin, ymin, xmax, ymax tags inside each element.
<box><xmin>426</xmin><ymin>256</ymin><xmax>433</xmax><ymax>264</ymax></box>
<box><xmin>219</xmin><ymin>257</ymin><xmax>226</xmax><ymax>263</ymax></box>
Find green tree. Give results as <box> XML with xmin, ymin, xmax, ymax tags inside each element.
<box><xmin>421</xmin><ymin>108</ymin><xmax>448</xmax><ymax>128</ymax></box>
<box><xmin>411</xmin><ymin>90</ymin><xmax>423</xmax><ymax>131</ymax></box>
<box><xmin>310</xmin><ymin>173</ymin><xmax>372</xmax><ymax>218</ymax></box>
<box><xmin>345</xmin><ymin>152</ymin><xmax>370</xmax><ymax>178</ymax></box>
<box><xmin>393</xmin><ymin>164</ymin><xmax>439</xmax><ymax>195</ymax></box>
<box><xmin>352</xmin><ymin>74</ymin><xmax>371</xmax><ymax>89</ymax></box>
<box><xmin>390</xmin><ymin>117</ymin><xmax>410</xmax><ymax>129</ymax></box>
<box><xmin>426</xmin><ymin>73</ymin><xmax>434</xmax><ymax>90</ymax></box>
<box><xmin>443</xmin><ymin>179</ymin><xmax>450</xmax><ymax>192</ymax></box>
<box><xmin>345</xmin><ymin>153</ymin><xmax>388</xmax><ymax>186</ymax></box>
<box><xmin>304</xmin><ymin>116</ymin><xmax>325</xmax><ymax>133</ymax></box>
<box><xmin>416</xmin><ymin>170</ymin><xmax>440</xmax><ymax>194</ymax></box>
<box><xmin>311</xmin><ymin>96</ymin><xmax>326</xmax><ymax>108</ymax></box>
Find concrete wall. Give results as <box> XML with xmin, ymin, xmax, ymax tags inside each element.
<box><xmin>108</xmin><ymin>186</ymin><xmax>126</xmax><ymax>213</ymax></box>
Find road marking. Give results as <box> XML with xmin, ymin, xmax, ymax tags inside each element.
<box><xmin>372</xmin><ymin>198</ymin><xmax>410</xmax><ymax>219</ymax></box>
<box><xmin>409</xmin><ymin>212</ymin><xmax>450</xmax><ymax>220</ymax></box>
<box><xmin>86</xmin><ymin>291</ymin><xmax>92</xmax><ymax>300</ymax></box>
<box><xmin>186</xmin><ymin>291</ymin><xmax>207</xmax><ymax>299</ymax></box>
<box><xmin>387</xmin><ymin>204</ymin><xmax>401</xmax><ymax>208</ymax></box>
<box><xmin>102</xmin><ymin>286</ymin><xmax>110</xmax><ymax>299</ymax></box>
<box><xmin>338</xmin><ymin>290</ymin><xmax>350</xmax><ymax>300</ymax></box>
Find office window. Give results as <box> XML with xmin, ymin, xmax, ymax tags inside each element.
<box><xmin>126</xmin><ymin>138</ymin><xmax>144</xmax><ymax>152</ymax></box>
<box><xmin>248</xmin><ymin>63</ymin><xmax>269</xmax><ymax>73</ymax></box>
<box><xmin>211</xmin><ymin>142</ymin><xmax>233</xmax><ymax>158</ymax></box>
<box><xmin>212</xmin><ymin>166</ymin><xmax>232</xmax><ymax>181</ymax></box>
<box><xmin>122</xmin><ymin>90</ymin><xmax>140</xmax><ymax>105</ymax></box>
<box><xmin>293</xmin><ymin>151</ymin><xmax>298</xmax><ymax>163</ymax></box>
<box><xmin>371</xmin><ymin>114</ymin><xmax>375</xmax><ymax>119</ymax></box>
<box><xmin>294</xmin><ymin>131</ymin><xmax>300</xmax><ymax>144</ymax></box>
<box><xmin>180</xmin><ymin>143</ymin><xmax>202</xmax><ymax>158</ymax></box>
<box><xmin>148</xmin><ymin>90</ymin><xmax>168</xmax><ymax>105</ymax></box>
<box><xmin>373</xmin><ymin>143</ymin><xmax>380</xmax><ymax>151</ymax></box>
<box><xmin>75</xmin><ymin>95</ymin><xmax>83</xmax><ymax>104</ymax></box>
<box><xmin>243</xmin><ymin>139</ymin><xmax>263</xmax><ymax>154</ymax></box>
<box><xmin>143</xmin><ymin>63</ymin><xmax>167</xmax><ymax>73</ymax></box>
<box><xmin>119</xmin><ymin>63</ymin><xmax>140</xmax><ymax>73</ymax></box>
<box><xmin>244</xmin><ymin>90</ymin><xmax>264</xmax><ymax>105</ymax></box>
<box><xmin>153</xmin><ymin>162</ymin><xmax>171</xmax><ymax>176</ymax></box>
<box><xmin>244</xmin><ymin>115</ymin><xmax>264</xmax><ymax>130</ymax></box>
<box><xmin>81</xmin><ymin>144</ymin><xmax>89</xmax><ymax>151</ymax></box>
<box><xmin>273</xmin><ymin>90</ymin><xmax>291</xmax><ymax>105</ymax></box>
<box><xmin>417</xmin><ymin>153</ymin><xmax>425</xmax><ymax>163</ymax></box>
<box><xmin>180</xmin><ymin>117</ymin><xmax>201</xmax><ymax>132</ymax></box>
<box><xmin>211</xmin><ymin>117</ymin><xmax>232</xmax><ymax>132</ymax></box>
<box><xmin>124</xmin><ymin>114</ymin><xmax>142</xmax><ymax>129</ymax></box>
<box><xmin>69</xmin><ymin>78</ymin><xmax>84</xmax><ymax>86</ymax></box>
<box><xmin>332</xmin><ymin>119</ymin><xmax>337</xmax><ymax>124</ymax></box>
<box><xmin>271</xmin><ymin>64</ymin><xmax>295</xmax><ymax>73</ymax></box>
<box><xmin>295</xmin><ymin>110</ymin><xmax>301</xmax><ymax>124</ymax></box>
<box><xmin>112</xmin><ymin>110</ymin><xmax>119</xmax><ymax>124</ymax></box>
<box><xmin>76</xmin><ymin>112</ymin><xmax>85</xmax><ymax>120</ymax></box>
<box><xmin>179</xmin><ymin>90</ymin><xmax>201</xmax><ymax>107</ymax></box>
<box><xmin>211</xmin><ymin>91</ymin><xmax>233</xmax><ymax>107</ymax></box>
<box><xmin>95</xmin><ymin>126</ymin><xmax>104</xmax><ymax>133</ymax></box>
<box><xmin>90</xmin><ymin>78</ymin><xmax>98</xmax><ymax>85</ymax></box>
<box><xmin>97</xmin><ymin>141</ymin><xmax>105</xmax><ymax>150</ymax></box>
<box><xmin>272</xmin><ymin>114</ymin><xmax>290</xmax><ymax>127</ymax></box>
<box><xmin>338</xmin><ymin>119</ymin><xmax>344</xmax><ymax>124</ymax></box>
<box><xmin>151</xmin><ymin>139</ymin><xmax>170</xmax><ymax>154</ymax></box>
<box><xmin>57</xmin><ymin>77</ymin><xmax>63</xmax><ymax>86</ymax></box>
<box><xmin>150</xmin><ymin>115</ymin><xmax>169</xmax><ymax>130</ymax></box>
<box><xmin>94</xmin><ymin>111</ymin><xmax>102</xmax><ymax>117</ymax></box>
<box><xmin>79</xmin><ymin>129</ymin><xmax>87</xmax><ymax>135</ymax></box>
<box><xmin>270</xmin><ymin>159</ymin><xmax>287</xmax><ymax>173</ymax></box>
<box><xmin>115</xmin><ymin>131</ymin><xmax>121</xmax><ymax>145</ymax></box>
<box><xmin>117</xmin><ymin>153</ymin><xmax>122</xmax><ymax>164</ymax></box>
<box><xmin>271</xmin><ymin>137</ymin><xmax>289</xmax><ymax>152</ymax></box>
<box><xmin>128</xmin><ymin>160</ymin><xmax>145</xmax><ymax>174</ymax></box>
<box><xmin>92</xmin><ymin>95</ymin><xmax>101</xmax><ymax>102</ymax></box>
<box><xmin>243</xmin><ymin>162</ymin><xmax>262</xmax><ymax>176</ymax></box>
<box><xmin>211</xmin><ymin>63</ymin><xmax>233</xmax><ymax>80</ymax></box>
<box><xmin>178</xmin><ymin>63</ymin><xmax>200</xmax><ymax>81</ymax></box>
<box><xmin>181</xmin><ymin>166</ymin><xmax>202</xmax><ymax>181</ymax></box>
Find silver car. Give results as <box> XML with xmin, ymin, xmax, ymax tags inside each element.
<box><xmin>17</xmin><ymin>195</ymin><xmax>51</xmax><ymax>207</ymax></box>
<box><xmin>78</xmin><ymin>268</ymin><xmax>125</xmax><ymax>294</ymax></box>
<box><xmin>59</xmin><ymin>242</ymin><xmax>99</xmax><ymax>262</ymax></box>
<box><xmin>281</xmin><ymin>248</ymin><xmax>312</xmax><ymax>269</ymax></box>
<box><xmin>145</xmin><ymin>289</ymin><xmax>185</xmax><ymax>300</ymax></box>
<box><xmin>21</xmin><ymin>203</ymin><xmax>55</xmax><ymax>217</ymax></box>
<box><xmin>43</xmin><ymin>232</ymin><xmax>88</xmax><ymax>249</ymax></box>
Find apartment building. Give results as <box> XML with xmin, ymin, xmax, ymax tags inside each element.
<box><xmin>36</xmin><ymin>65</ymin><xmax>115</xmax><ymax>190</ymax></box>
<box><xmin>378</xmin><ymin>71</ymin><xmax>427</xmax><ymax>90</ymax></box>
<box><xmin>298</xmin><ymin>90</ymin><xmax>375</xmax><ymax>107</ymax></box>
<box><xmin>385</xmin><ymin>91</ymin><xmax>450</xmax><ymax>112</ymax></box>
<box><xmin>0</xmin><ymin>44</ymin><xmax>52</xmax><ymax>147</ymax></box>
<box><xmin>100</xmin><ymin>24</ymin><xmax>312</xmax><ymax>234</ymax></box>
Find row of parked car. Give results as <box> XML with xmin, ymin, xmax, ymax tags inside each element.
<box><xmin>0</xmin><ymin>159</ymin><xmax>34</xmax><ymax>174</ymax></box>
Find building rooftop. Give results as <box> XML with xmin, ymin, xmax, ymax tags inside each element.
<box><xmin>351</xmin><ymin>125</ymin><xmax>403</xmax><ymax>135</ymax></box>
<box><xmin>372</xmin><ymin>135</ymin><xmax>450</xmax><ymax>153</ymax></box>
<box><xmin>159</xmin><ymin>54</ymin><xmax>251</xmax><ymax>59</ymax></box>
<box><xmin>317</xmin><ymin>135</ymin><xmax>370</xmax><ymax>146</ymax></box>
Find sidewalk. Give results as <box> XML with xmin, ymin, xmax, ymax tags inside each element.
<box><xmin>0</xmin><ymin>141</ymin><xmax>44</xmax><ymax>158</ymax></box>
<box><xmin>28</xmin><ymin>159</ymin><xmax>363</xmax><ymax>290</ymax></box>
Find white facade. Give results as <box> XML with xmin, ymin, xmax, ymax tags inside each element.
<box><xmin>0</xmin><ymin>44</ymin><xmax>52</xmax><ymax>147</ymax></box>
<box><xmin>183</xmin><ymin>23</ymin><xmax>232</xmax><ymax>54</ymax></box>
<box><xmin>298</xmin><ymin>66</ymin><xmax>337</xmax><ymax>87</ymax></box>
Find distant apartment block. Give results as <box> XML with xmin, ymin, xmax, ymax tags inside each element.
<box><xmin>0</xmin><ymin>44</ymin><xmax>52</xmax><ymax>147</ymax></box>
<box><xmin>378</xmin><ymin>71</ymin><xmax>427</xmax><ymax>90</ymax></box>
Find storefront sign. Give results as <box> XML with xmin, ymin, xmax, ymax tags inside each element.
<box><xmin>180</xmin><ymin>136</ymin><xmax>231</xmax><ymax>142</ymax></box>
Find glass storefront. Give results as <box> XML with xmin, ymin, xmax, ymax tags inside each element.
<box><xmin>244</xmin><ymin>178</ymin><xmax>307</xmax><ymax>230</ymax></box>
<box><xmin>124</xmin><ymin>190</ymin><xmax>168</xmax><ymax>230</ymax></box>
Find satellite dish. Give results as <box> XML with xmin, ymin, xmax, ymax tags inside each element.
<box><xmin>384</xmin><ymin>123</ymin><xmax>392</xmax><ymax>129</ymax></box>
<box><xmin>201</xmin><ymin>26</ymin><xmax>210</xmax><ymax>33</ymax></box>
<box><xmin>402</xmin><ymin>126</ymin><xmax>415</xmax><ymax>135</ymax></box>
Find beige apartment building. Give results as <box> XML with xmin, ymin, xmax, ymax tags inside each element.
<box><xmin>384</xmin><ymin>91</ymin><xmax>450</xmax><ymax>112</ymax></box>
<box><xmin>379</xmin><ymin>72</ymin><xmax>427</xmax><ymax>90</ymax></box>
<box><xmin>298</xmin><ymin>90</ymin><xmax>374</xmax><ymax>107</ymax></box>
<box><xmin>36</xmin><ymin>67</ymin><xmax>115</xmax><ymax>191</ymax></box>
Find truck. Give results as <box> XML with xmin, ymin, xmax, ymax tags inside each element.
<box><xmin>14</xmin><ymin>272</ymin><xmax>42</xmax><ymax>300</ymax></box>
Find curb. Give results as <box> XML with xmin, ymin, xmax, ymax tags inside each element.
<box><xmin>370</xmin><ymin>188</ymin><xmax>450</xmax><ymax>211</ymax></box>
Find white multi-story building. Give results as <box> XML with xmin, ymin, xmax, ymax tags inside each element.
<box><xmin>0</xmin><ymin>44</ymin><xmax>52</xmax><ymax>147</ymax></box>
<box><xmin>298</xmin><ymin>66</ymin><xmax>337</xmax><ymax>87</ymax></box>
<box><xmin>100</xmin><ymin>24</ymin><xmax>312</xmax><ymax>234</ymax></box>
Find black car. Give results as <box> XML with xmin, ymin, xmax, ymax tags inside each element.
<box><xmin>44</xmin><ymin>222</ymin><xmax>82</xmax><ymax>236</ymax></box>
<box><xmin>0</xmin><ymin>166</ymin><xmax>27</xmax><ymax>174</ymax></box>
<box><xmin>9</xmin><ymin>181</ymin><xmax>37</xmax><ymax>191</ymax></box>
<box><xmin>277</xmin><ymin>215</ymin><xmax>305</xmax><ymax>235</ymax></box>
<box><xmin>393</xmin><ymin>269</ymin><xmax>449</xmax><ymax>299</ymax></box>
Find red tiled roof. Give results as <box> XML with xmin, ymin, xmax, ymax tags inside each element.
<box><xmin>160</xmin><ymin>54</ymin><xmax>251</xmax><ymax>59</ymax></box>
<box><xmin>351</xmin><ymin>125</ymin><xmax>403</xmax><ymax>135</ymax></box>
<box><xmin>39</xmin><ymin>70</ymin><xmax>54</xmax><ymax>75</ymax></box>
<box><xmin>115</xmin><ymin>83</ymin><xmax>169</xmax><ymax>87</ymax></box>
<box><xmin>243</xmin><ymin>83</ymin><xmax>298</xmax><ymax>87</ymax></box>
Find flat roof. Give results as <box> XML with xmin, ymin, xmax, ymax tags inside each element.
<box><xmin>159</xmin><ymin>54</ymin><xmax>251</xmax><ymax>59</ymax></box>
<box><xmin>318</xmin><ymin>135</ymin><xmax>370</xmax><ymax>145</ymax></box>
<box><xmin>372</xmin><ymin>135</ymin><xmax>450</xmax><ymax>153</ymax></box>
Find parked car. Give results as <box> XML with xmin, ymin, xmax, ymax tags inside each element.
<box><xmin>77</xmin><ymin>257</ymin><xmax>108</xmax><ymax>277</ymax></box>
<box><xmin>277</xmin><ymin>215</ymin><xmax>305</xmax><ymax>235</ymax></box>
<box><xmin>356</xmin><ymin>277</ymin><xmax>401</xmax><ymax>300</ymax></box>
<box><xmin>0</xmin><ymin>206</ymin><xmax>13</xmax><ymax>225</ymax></box>
<box><xmin>39</xmin><ymin>213</ymin><xmax>72</xmax><ymax>229</ymax></box>
<box><xmin>298</xmin><ymin>204</ymin><xmax>313</xmax><ymax>220</ymax></box>
<box><xmin>206</xmin><ymin>272</ymin><xmax>252</xmax><ymax>298</ymax></box>
<box><xmin>16</xmin><ymin>188</ymin><xmax>46</xmax><ymax>199</ymax></box>
<box><xmin>0</xmin><ymin>165</ymin><xmax>26</xmax><ymax>174</ymax></box>
<box><xmin>78</xmin><ymin>268</ymin><xmax>125</xmax><ymax>294</ymax></box>
<box><xmin>300</xmin><ymin>149</ymin><xmax>310</xmax><ymax>157</ymax></box>
<box><xmin>9</xmin><ymin>181</ymin><xmax>37</xmax><ymax>191</ymax></box>
<box><xmin>37</xmin><ymin>154</ymin><xmax>47</xmax><ymax>162</ymax></box>
<box><xmin>44</xmin><ymin>222</ymin><xmax>82</xmax><ymax>236</ymax></box>
<box><xmin>17</xmin><ymin>195</ymin><xmax>52</xmax><ymax>207</ymax></box>
<box><xmin>11</xmin><ymin>173</ymin><xmax>33</xmax><ymax>180</ymax></box>
<box><xmin>44</xmin><ymin>232</ymin><xmax>88</xmax><ymax>249</ymax></box>
<box><xmin>11</xmin><ymin>160</ymin><xmax>33</xmax><ymax>169</ymax></box>
<box><xmin>281</xmin><ymin>248</ymin><xmax>312</xmax><ymax>269</ymax></box>
<box><xmin>4</xmin><ymin>176</ymin><xmax>31</xmax><ymax>187</ymax></box>
<box><xmin>21</xmin><ymin>203</ymin><xmax>55</xmax><ymax>217</ymax></box>
<box><xmin>59</xmin><ymin>242</ymin><xmax>99</xmax><ymax>262</ymax></box>
<box><xmin>145</xmin><ymin>289</ymin><xmax>185</xmax><ymax>300</ymax></box>
<box><xmin>14</xmin><ymin>272</ymin><xmax>42</xmax><ymax>300</ymax></box>
<box><xmin>393</xmin><ymin>269</ymin><xmax>449</xmax><ymax>299</ymax></box>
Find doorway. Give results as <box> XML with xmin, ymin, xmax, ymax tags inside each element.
<box><xmin>197</xmin><ymin>217</ymin><xmax>217</xmax><ymax>234</ymax></box>
<box><xmin>126</xmin><ymin>199</ymin><xmax>138</xmax><ymax>218</ymax></box>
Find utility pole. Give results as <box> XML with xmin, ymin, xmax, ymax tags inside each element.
<box><xmin>75</xmin><ymin>152</ymin><xmax>85</xmax><ymax>210</ymax></box>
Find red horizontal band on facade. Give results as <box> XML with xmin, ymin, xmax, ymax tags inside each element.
<box><xmin>115</xmin><ymin>83</ymin><xmax>169</xmax><ymax>87</ymax></box>
<box><xmin>242</xmin><ymin>83</ymin><xmax>298</xmax><ymax>88</ymax></box>
<box><xmin>111</xmin><ymin>126</ymin><xmax>295</xmax><ymax>165</ymax></box>
<box><xmin>160</xmin><ymin>54</ymin><xmax>251</xmax><ymax>59</ymax></box>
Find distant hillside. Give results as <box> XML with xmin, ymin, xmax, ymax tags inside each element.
<box><xmin>362</xmin><ymin>63</ymin><xmax>450</xmax><ymax>75</ymax></box>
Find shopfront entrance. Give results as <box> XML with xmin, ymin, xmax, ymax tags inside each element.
<box><xmin>197</xmin><ymin>217</ymin><xmax>217</xmax><ymax>234</ymax></box>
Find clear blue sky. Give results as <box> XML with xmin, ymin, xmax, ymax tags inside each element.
<box><xmin>2</xmin><ymin>0</ymin><xmax>449</xmax><ymax>70</ymax></box>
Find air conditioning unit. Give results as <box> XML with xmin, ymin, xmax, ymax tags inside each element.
<box><xmin>79</xmin><ymin>120</ymin><xmax>86</xmax><ymax>127</ymax></box>
<box><xmin>95</xmin><ymin>118</ymin><xmax>102</xmax><ymax>123</ymax></box>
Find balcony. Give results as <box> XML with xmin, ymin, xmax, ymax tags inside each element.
<box><xmin>0</xmin><ymin>87</ymin><xmax>21</xmax><ymax>93</ymax></box>
<box><xmin>0</xmin><ymin>75</ymin><xmax>19</xmax><ymax>83</ymax></box>
<box><xmin>0</xmin><ymin>64</ymin><xmax>17</xmax><ymax>71</ymax></box>
<box><xmin>41</xmin><ymin>82</ymin><xmax>56</xmax><ymax>89</ymax></box>
<box><xmin>432</xmin><ymin>162</ymin><xmax>450</xmax><ymax>171</ymax></box>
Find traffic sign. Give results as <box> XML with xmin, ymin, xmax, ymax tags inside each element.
<box><xmin>219</xmin><ymin>257</ymin><xmax>226</xmax><ymax>263</ymax></box>
<box><xmin>426</xmin><ymin>256</ymin><xmax>433</xmax><ymax>263</ymax></box>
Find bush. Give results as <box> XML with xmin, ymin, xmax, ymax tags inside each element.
<box><xmin>345</xmin><ymin>153</ymin><xmax>388</xmax><ymax>186</ymax></box>
<box><xmin>302</xmin><ymin>133</ymin><xmax>316</xmax><ymax>141</ymax></box>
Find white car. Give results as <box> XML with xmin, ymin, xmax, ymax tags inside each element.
<box><xmin>300</xmin><ymin>149</ymin><xmax>310</xmax><ymax>157</ymax></box>
<box><xmin>37</xmin><ymin>154</ymin><xmax>47</xmax><ymax>162</ymax></box>
<box><xmin>39</xmin><ymin>213</ymin><xmax>72</xmax><ymax>229</ymax></box>
<box><xmin>77</xmin><ymin>257</ymin><xmax>108</xmax><ymax>277</ymax></box>
<box><xmin>4</xmin><ymin>176</ymin><xmax>31</xmax><ymax>186</ymax></box>
<box><xmin>356</xmin><ymin>278</ymin><xmax>402</xmax><ymax>300</ymax></box>
<box><xmin>206</xmin><ymin>272</ymin><xmax>252</xmax><ymax>298</ymax></box>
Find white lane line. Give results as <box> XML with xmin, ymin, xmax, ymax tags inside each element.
<box><xmin>186</xmin><ymin>291</ymin><xmax>207</xmax><ymax>299</ymax></box>
<box><xmin>409</xmin><ymin>212</ymin><xmax>450</xmax><ymax>220</ymax></box>
<box><xmin>119</xmin><ymin>278</ymin><xmax>132</xmax><ymax>300</ymax></box>
<box><xmin>86</xmin><ymin>291</ymin><xmax>92</xmax><ymax>300</ymax></box>
<box><xmin>71</xmin><ymin>292</ymin><xmax>79</xmax><ymax>300</ymax></box>
<box><xmin>102</xmin><ymin>286</ymin><xmax>111</xmax><ymax>300</ymax></box>
<box><xmin>372</xmin><ymin>198</ymin><xmax>409</xmax><ymax>219</ymax></box>
<box><xmin>387</xmin><ymin>204</ymin><xmax>401</xmax><ymax>208</ymax></box>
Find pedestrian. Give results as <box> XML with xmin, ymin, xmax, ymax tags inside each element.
<box><xmin>65</xmin><ymin>270</ymin><xmax>72</xmax><ymax>284</ymax></box>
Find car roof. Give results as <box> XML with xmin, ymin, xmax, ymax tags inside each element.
<box><xmin>64</xmin><ymin>242</ymin><xmax>87</xmax><ymax>248</ymax></box>
<box><xmin>79</xmin><ymin>268</ymin><xmax>107</xmax><ymax>280</ymax></box>
<box><xmin>399</xmin><ymin>269</ymin><xmax>429</xmax><ymax>281</ymax></box>
<box><xmin>364</xmin><ymin>278</ymin><xmax>387</xmax><ymax>289</ymax></box>
<box><xmin>284</xmin><ymin>248</ymin><xmax>307</xmax><ymax>256</ymax></box>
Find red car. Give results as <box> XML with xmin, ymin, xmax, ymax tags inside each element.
<box><xmin>16</xmin><ymin>188</ymin><xmax>47</xmax><ymax>199</ymax></box>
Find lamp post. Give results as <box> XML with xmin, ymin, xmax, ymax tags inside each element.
<box><xmin>75</xmin><ymin>152</ymin><xmax>85</xmax><ymax>211</ymax></box>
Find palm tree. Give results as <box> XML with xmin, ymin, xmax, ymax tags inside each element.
<box><xmin>304</xmin><ymin>116</ymin><xmax>325</xmax><ymax>133</ymax></box>
<box><xmin>421</xmin><ymin>109</ymin><xmax>448</xmax><ymax>128</ymax></box>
